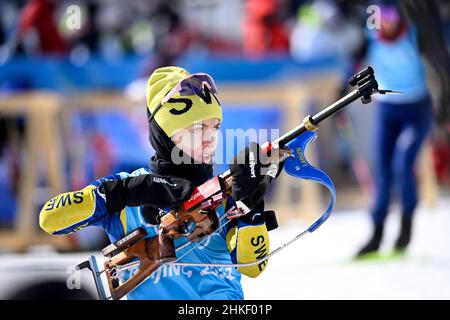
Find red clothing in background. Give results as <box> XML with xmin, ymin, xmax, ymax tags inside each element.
<box><xmin>243</xmin><ymin>0</ymin><xmax>289</xmax><ymax>58</ymax></box>
<box><xmin>19</xmin><ymin>0</ymin><xmax>67</xmax><ymax>55</ymax></box>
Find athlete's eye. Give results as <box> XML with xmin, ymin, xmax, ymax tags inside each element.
<box><xmin>191</xmin><ymin>126</ymin><xmax>203</xmax><ymax>133</ymax></box>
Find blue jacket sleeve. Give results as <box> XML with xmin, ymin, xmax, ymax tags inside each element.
<box><xmin>39</xmin><ymin>173</ymin><xmax>124</xmax><ymax>235</ymax></box>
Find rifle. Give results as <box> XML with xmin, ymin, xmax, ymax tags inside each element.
<box><xmin>77</xmin><ymin>66</ymin><xmax>399</xmax><ymax>300</ymax></box>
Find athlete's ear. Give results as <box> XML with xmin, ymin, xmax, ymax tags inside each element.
<box><xmin>171</xmin><ymin>134</ymin><xmax>181</xmax><ymax>144</ymax></box>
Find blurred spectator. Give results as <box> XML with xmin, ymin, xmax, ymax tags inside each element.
<box><xmin>0</xmin><ymin>119</ymin><xmax>20</xmax><ymax>228</ymax></box>
<box><xmin>126</xmin><ymin>0</ymin><xmax>194</xmax><ymax>101</ymax></box>
<box><xmin>0</xmin><ymin>14</ymin><xmax>4</xmax><ymax>46</ymax></box>
<box><xmin>140</xmin><ymin>0</ymin><xmax>193</xmax><ymax>74</ymax></box>
<box><xmin>18</xmin><ymin>0</ymin><xmax>68</xmax><ymax>55</ymax></box>
<box><xmin>64</xmin><ymin>1</ymin><xmax>100</xmax><ymax>65</ymax></box>
<box><xmin>0</xmin><ymin>131</ymin><xmax>25</xmax><ymax>228</ymax></box>
<box><xmin>398</xmin><ymin>0</ymin><xmax>450</xmax><ymax>186</ymax></box>
<box><xmin>289</xmin><ymin>0</ymin><xmax>362</xmax><ymax>61</ymax></box>
<box><xmin>339</xmin><ymin>4</ymin><xmax>439</xmax><ymax>258</ymax></box>
<box><xmin>431</xmin><ymin>131</ymin><xmax>450</xmax><ymax>185</ymax></box>
<box><xmin>78</xmin><ymin>2</ymin><xmax>100</xmax><ymax>53</ymax></box>
<box><xmin>243</xmin><ymin>0</ymin><xmax>290</xmax><ymax>58</ymax></box>
<box><xmin>399</xmin><ymin>0</ymin><xmax>450</xmax><ymax>133</ymax></box>
<box><xmin>0</xmin><ymin>77</ymin><xmax>31</xmax><ymax>228</ymax></box>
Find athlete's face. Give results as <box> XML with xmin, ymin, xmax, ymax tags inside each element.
<box><xmin>380</xmin><ymin>7</ymin><xmax>403</xmax><ymax>38</ymax></box>
<box><xmin>381</xmin><ymin>19</ymin><xmax>402</xmax><ymax>36</ymax></box>
<box><xmin>171</xmin><ymin>118</ymin><xmax>221</xmax><ymax>164</ymax></box>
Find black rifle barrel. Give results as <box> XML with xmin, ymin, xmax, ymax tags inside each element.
<box><xmin>275</xmin><ymin>89</ymin><xmax>361</xmax><ymax>147</ymax></box>
<box><xmin>220</xmin><ymin>88</ymin><xmax>363</xmax><ymax>179</ymax></box>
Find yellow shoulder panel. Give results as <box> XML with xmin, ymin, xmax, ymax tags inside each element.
<box><xmin>235</xmin><ymin>224</ymin><xmax>270</xmax><ymax>278</ymax></box>
<box><xmin>226</xmin><ymin>226</ymin><xmax>238</xmax><ymax>253</ymax></box>
<box><xmin>39</xmin><ymin>185</ymin><xmax>97</xmax><ymax>234</ymax></box>
<box><xmin>119</xmin><ymin>209</ymin><xmax>127</xmax><ymax>234</ymax></box>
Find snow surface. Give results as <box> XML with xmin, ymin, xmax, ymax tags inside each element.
<box><xmin>241</xmin><ymin>198</ymin><xmax>450</xmax><ymax>300</ymax></box>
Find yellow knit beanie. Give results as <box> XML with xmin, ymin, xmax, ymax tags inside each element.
<box><xmin>146</xmin><ymin>66</ymin><xmax>222</xmax><ymax>138</ymax></box>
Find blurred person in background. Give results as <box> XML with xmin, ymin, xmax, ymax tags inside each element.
<box><xmin>339</xmin><ymin>3</ymin><xmax>447</xmax><ymax>258</ymax></box>
<box><xmin>143</xmin><ymin>0</ymin><xmax>191</xmax><ymax>71</ymax></box>
<box><xmin>125</xmin><ymin>0</ymin><xmax>194</xmax><ymax>102</ymax></box>
<box><xmin>0</xmin><ymin>45</ymin><xmax>33</xmax><ymax>228</ymax></box>
<box><xmin>399</xmin><ymin>0</ymin><xmax>450</xmax><ymax>134</ymax></box>
<box><xmin>289</xmin><ymin>0</ymin><xmax>362</xmax><ymax>61</ymax></box>
<box><xmin>38</xmin><ymin>66</ymin><xmax>283</xmax><ymax>299</ymax></box>
<box><xmin>0</xmin><ymin>117</ymin><xmax>23</xmax><ymax>228</ymax></box>
<box><xmin>17</xmin><ymin>0</ymin><xmax>68</xmax><ymax>56</ymax></box>
<box><xmin>243</xmin><ymin>0</ymin><xmax>290</xmax><ymax>58</ymax></box>
<box><xmin>399</xmin><ymin>0</ymin><xmax>450</xmax><ymax>185</ymax></box>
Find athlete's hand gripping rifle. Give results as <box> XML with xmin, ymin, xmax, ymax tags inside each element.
<box><xmin>78</xmin><ymin>66</ymin><xmax>399</xmax><ymax>300</ymax></box>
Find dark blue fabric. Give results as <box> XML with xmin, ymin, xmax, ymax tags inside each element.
<box><xmin>371</xmin><ymin>95</ymin><xmax>433</xmax><ymax>226</ymax></box>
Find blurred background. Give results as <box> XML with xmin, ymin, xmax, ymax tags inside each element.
<box><xmin>0</xmin><ymin>0</ymin><xmax>449</xmax><ymax>300</ymax></box>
